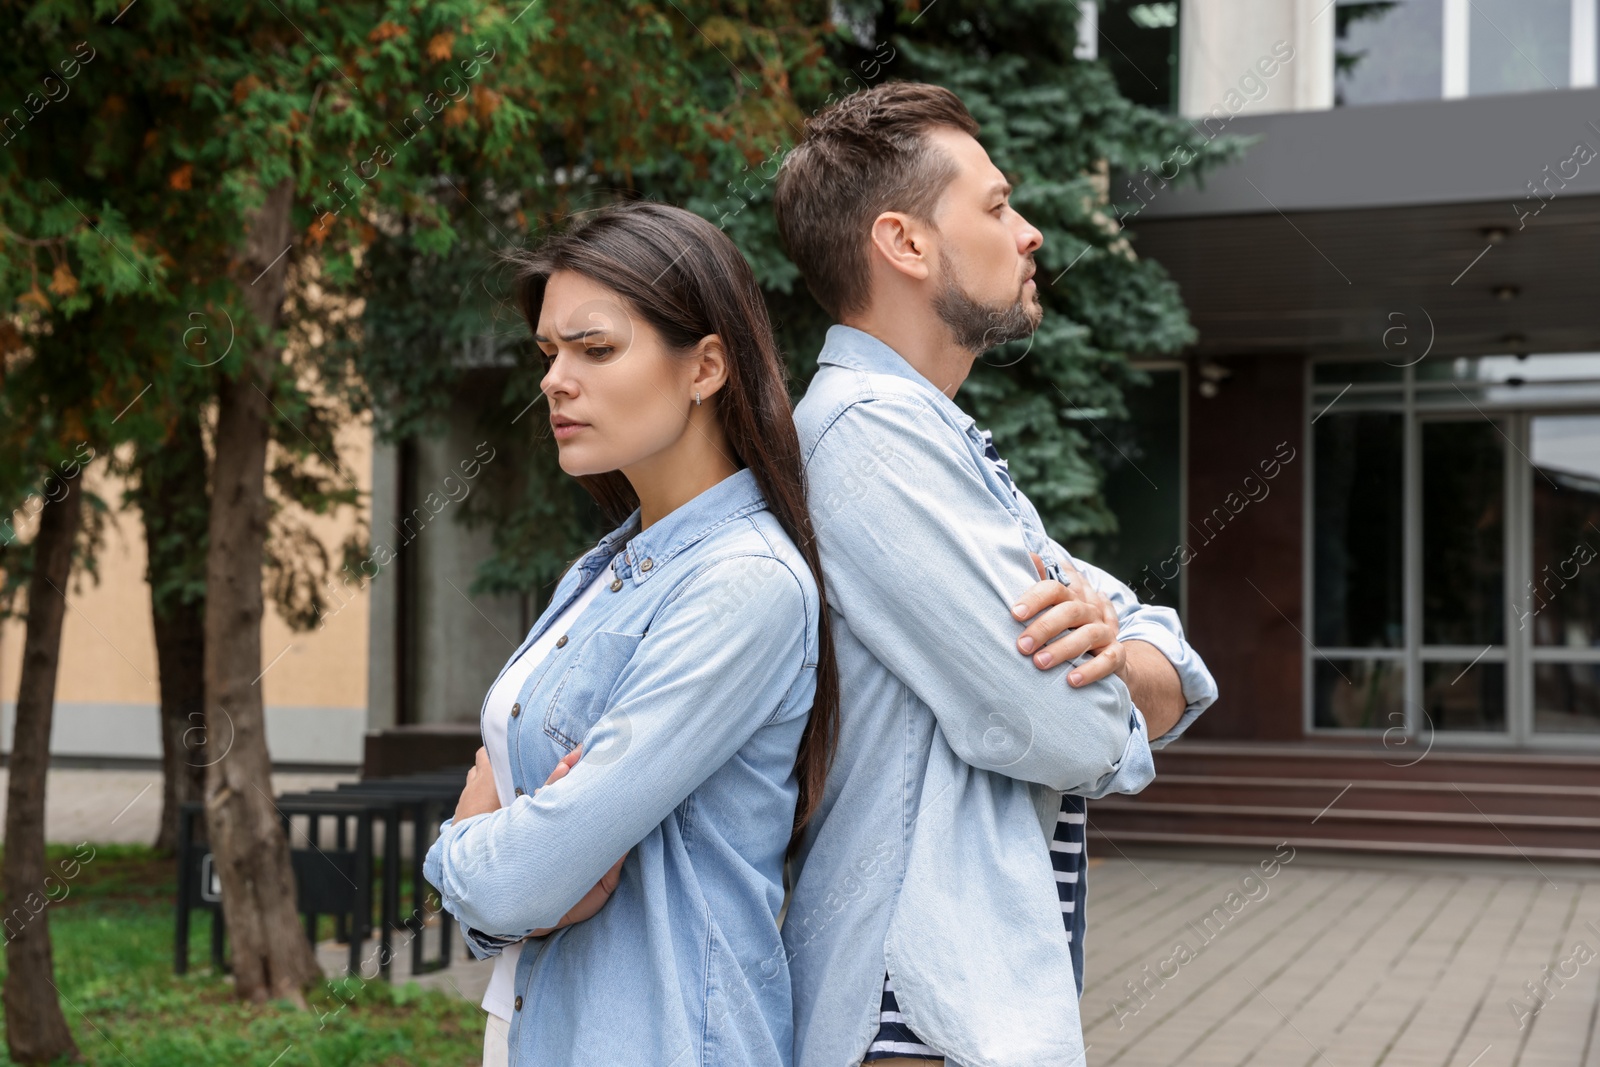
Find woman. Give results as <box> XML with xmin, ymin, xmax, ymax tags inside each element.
<box><xmin>423</xmin><ymin>199</ymin><xmax>839</xmax><ymax>1067</ymax></box>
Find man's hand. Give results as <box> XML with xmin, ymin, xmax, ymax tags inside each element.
<box><xmin>1011</xmin><ymin>553</ymin><xmax>1189</xmax><ymax>736</ymax></box>
<box><xmin>1010</xmin><ymin>552</ymin><xmax>1126</xmax><ymax>688</ymax></box>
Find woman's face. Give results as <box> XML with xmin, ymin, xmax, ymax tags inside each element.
<box><xmin>535</xmin><ymin>270</ymin><xmax>705</xmax><ymax>477</ymax></box>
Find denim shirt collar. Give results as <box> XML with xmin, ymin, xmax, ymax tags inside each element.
<box><xmin>593</xmin><ymin>466</ymin><xmax>768</xmax><ymax>588</ymax></box>
<box><xmin>817</xmin><ymin>324</ymin><xmax>978</xmax><ymax>435</ymax></box>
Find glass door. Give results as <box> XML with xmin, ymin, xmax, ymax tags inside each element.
<box><xmin>1522</xmin><ymin>414</ymin><xmax>1600</xmax><ymax>739</ymax></box>
<box><xmin>1416</xmin><ymin>417</ymin><xmax>1509</xmax><ymax>735</ymax></box>
<box><xmin>1308</xmin><ymin>354</ymin><xmax>1600</xmax><ymax>748</ymax></box>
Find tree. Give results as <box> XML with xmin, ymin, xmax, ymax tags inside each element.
<box><xmin>427</xmin><ymin>0</ymin><xmax>1241</xmax><ymax>603</ymax></box>
<box><xmin>0</xmin><ymin>180</ymin><xmax>162</xmax><ymax>1067</ymax></box>
<box><xmin>6</xmin><ymin>0</ymin><xmax>558</xmax><ymax>1006</ymax></box>
<box><xmin>1</xmin><ymin>471</ymin><xmax>84</xmax><ymax>1065</ymax></box>
<box><xmin>126</xmin><ymin>403</ymin><xmax>210</xmax><ymax>854</ymax></box>
<box><xmin>199</xmin><ymin>178</ymin><xmax>328</xmax><ymax>1001</ymax></box>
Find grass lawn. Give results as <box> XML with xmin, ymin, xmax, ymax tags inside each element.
<box><xmin>0</xmin><ymin>844</ymin><xmax>484</xmax><ymax>1066</ymax></box>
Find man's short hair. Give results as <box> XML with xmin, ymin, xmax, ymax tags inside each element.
<box><xmin>774</xmin><ymin>81</ymin><xmax>980</xmax><ymax>320</ymax></box>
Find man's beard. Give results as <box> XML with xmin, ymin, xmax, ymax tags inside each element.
<box><xmin>932</xmin><ymin>259</ymin><xmax>1042</xmax><ymax>354</ymax></box>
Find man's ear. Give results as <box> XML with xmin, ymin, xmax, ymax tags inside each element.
<box><xmin>868</xmin><ymin>211</ymin><xmax>934</xmax><ymax>282</ymax></box>
<box><xmin>689</xmin><ymin>335</ymin><xmax>730</xmax><ymax>401</ymax></box>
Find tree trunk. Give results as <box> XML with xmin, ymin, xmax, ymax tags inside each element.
<box><xmin>202</xmin><ymin>178</ymin><xmax>322</xmax><ymax>1004</ymax></box>
<box><xmin>2</xmin><ymin>473</ymin><xmax>84</xmax><ymax>1065</ymax></box>
<box><xmin>152</xmin><ymin>598</ymin><xmax>207</xmax><ymax>854</ymax></box>
<box><xmin>137</xmin><ymin>405</ymin><xmax>210</xmax><ymax>855</ymax></box>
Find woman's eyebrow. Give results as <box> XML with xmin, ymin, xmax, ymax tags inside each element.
<box><xmin>533</xmin><ymin>328</ymin><xmax>608</xmax><ymax>343</ymax></box>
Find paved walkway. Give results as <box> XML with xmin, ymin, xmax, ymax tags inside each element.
<box><xmin>1081</xmin><ymin>845</ymin><xmax>1600</xmax><ymax>1067</ymax></box>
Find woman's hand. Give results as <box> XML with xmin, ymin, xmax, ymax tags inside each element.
<box><xmin>452</xmin><ymin>747</ymin><xmax>502</xmax><ymax>824</ymax></box>
<box><xmin>527</xmin><ymin>744</ymin><xmax>629</xmax><ymax>937</ymax></box>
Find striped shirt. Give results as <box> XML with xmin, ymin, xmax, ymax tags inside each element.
<box><xmin>863</xmin><ymin>430</ymin><xmax>1089</xmax><ymax>1061</ymax></box>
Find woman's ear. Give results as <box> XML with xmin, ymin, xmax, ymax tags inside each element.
<box><xmin>690</xmin><ymin>335</ymin><xmax>730</xmax><ymax>401</ymax></box>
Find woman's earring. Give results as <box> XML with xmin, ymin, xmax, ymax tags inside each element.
<box><xmin>694</xmin><ymin>390</ymin><xmax>701</xmax><ymax>407</ymax></box>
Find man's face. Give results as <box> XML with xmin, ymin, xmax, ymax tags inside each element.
<box><xmin>925</xmin><ymin>127</ymin><xmax>1044</xmax><ymax>353</ymax></box>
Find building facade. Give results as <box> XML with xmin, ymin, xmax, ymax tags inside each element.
<box><xmin>1084</xmin><ymin>0</ymin><xmax>1600</xmax><ymax>857</ymax></box>
<box><xmin>0</xmin><ymin>429</ymin><xmax>375</xmax><ymax>769</ymax></box>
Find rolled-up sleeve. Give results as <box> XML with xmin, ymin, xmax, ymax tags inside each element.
<box><xmin>1072</xmin><ymin>705</ymin><xmax>1155</xmax><ymax>800</ymax></box>
<box><xmin>458</xmin><ymin>911</ymin><xmax>525</xmax><ymax>960</ymax></box>
<box><xmin>1050</xmin><ymin>540</ymin><xmax>1218</xmax><ymax>751</ymax></box>
<box><xmin>423</xmin><ymin>554</ymin><xmax>814</xmax><ymax>938</ymax></box>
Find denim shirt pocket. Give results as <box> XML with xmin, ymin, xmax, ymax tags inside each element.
<box><xmin>542</xmin><ymin>629</ymin><xmax>646</xmax><ymax>750</ymax></box>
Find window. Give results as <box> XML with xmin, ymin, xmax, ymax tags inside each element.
<box><xmin>1311</xmin><ymin>405</ymin><xmax>1405</xmax><ymax>729</ymax></box>
<box><xmin>1334</xmin><ymin>0</ymin><xmax>1598</xmax><ymax>106</ymax></box>
<box><xmin>1307</xmin><ymin>354</ymin><xmax>1600</xmax><ymax>745</ymax></box>
<box><xmin>1469</xmin><ymin>0</ymin><xmax>1574</xmax><ymax>95</ymax></box>
<box><xmin>1336</xmin><ymin>0</ymin><xmax>1445</xmax><ymax>106</ymax></box>
<box><xmin>1088</xmin><ymin>1</ymin><xmax>1183</xmax><ymax>113</ymax></box>
<box><xmin>1529</xmin><ymin>415</ymin><xmax>1600</xmax><ymax>732</ymax></box>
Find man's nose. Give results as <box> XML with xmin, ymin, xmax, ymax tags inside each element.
<box><xmin>1018</xmin><ymin>218</ymin><xmax>1043</xmax><ymax>255</ymax></box>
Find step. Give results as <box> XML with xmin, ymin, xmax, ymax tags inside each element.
<box><xmin>1088</xmin><ymin>798</ymin><xmax>1600</xmax><ymax>858</ymax></box>
<box><xmin>1127</xmin><ymin>774</ymin><xmax>1600</xmax><ymax>819</ymax></box>
<box><xmin>1086</xmin><ymin>826</ymin><xmax>1600</xmax><ymax>863</ymax></box>
<box><xmin>1149</xmin><ymin>741</ymin><xmax>1600</xmax><ymax>788</ymax></box>
<box><xmin>1093</xmin><ymin>742</ymin><xmax>1600</xmax><ymax>861</ymax></box>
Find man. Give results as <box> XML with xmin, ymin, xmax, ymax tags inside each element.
<box><xmin>774</xmin><ymin>82</ymin><xmax>1218</xmax><ymax>1067</ymax></box>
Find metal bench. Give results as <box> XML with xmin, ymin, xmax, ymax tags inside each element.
<box><xmin>172</xmin><ymin>768</ymin><xmax>467</xmax><ymax>981</ymax></box>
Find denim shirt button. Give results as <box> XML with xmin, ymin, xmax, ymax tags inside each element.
<box><xmin>511</xmin><ymin>703</ymin><xmax>521</xmax><ymax>718</ymax></box>
<box><xmin>555</xmin><ymin>634</ymin><xmax>568</xmax><ymax>648</ymax></box>
<box><xmin>514</xmin><ymin>995</ymin><xmax>523</xmax><ymax>1011</ymax></box>
<box><xmin>514</xmin><ymin>786</ymin><xmax>525</xmax><ymax>797</ymax></box>
<box><xmin>610</xmin><ymin>579</ymin><xmax>624</xmax><ymax>592</ymax></box>
<box><xmin>640</xmin><ymin>557</ymin><xmax>653</xmax><ymax>571</ymax></box>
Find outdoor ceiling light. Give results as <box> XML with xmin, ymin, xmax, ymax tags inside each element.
<box><xmin>1197</xmin><ymin>359</ymin><xmax>1231</xmax><ymax>398</ymax></box>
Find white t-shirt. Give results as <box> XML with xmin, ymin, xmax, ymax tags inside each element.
<box><xmin>481</xmin><ymin>558</ymin><xmax>614</xmax><ymax>1021</ymax></box>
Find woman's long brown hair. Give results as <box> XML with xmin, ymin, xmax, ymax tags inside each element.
<box><xmin>508</xmin><ymin>199</ymin><xmax>839</xmax><ymax>855</ymax></box>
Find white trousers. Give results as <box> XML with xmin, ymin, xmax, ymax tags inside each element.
<box><xmin>482</xmin><ymin>1013</ymin><xmax>510</xmax><ymax>1067</ymax></box>
<box><xmin>485</xmin><ymin>1013</ymin><xmax>949</xmax><ymax>1067</ymax></box>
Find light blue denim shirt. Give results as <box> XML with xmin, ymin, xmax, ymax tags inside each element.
<box><xmin>423</xmin><ymin>467</ymin><xmax>820</xmax><ymax>1067</ymax></box>
<box><xmin>785</xmin><ymin>326</ymin><xmax>1217</xmax><ymax>1067</ymax></box>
